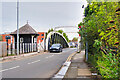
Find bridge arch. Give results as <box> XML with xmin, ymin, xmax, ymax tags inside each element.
<box><xmin>46</xmin><ymin>32</ymin><xmax>70</xmax><ymax>51</ymax></box>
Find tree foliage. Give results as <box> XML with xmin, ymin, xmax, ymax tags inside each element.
<box><xmin>48</xmin><ymin>28</ymin><xmax>53</xmax><ymax>33</ymax></box>
<box><xmin>46</xmin><ymin>28</ymin><xmax>54</xmax><ymax>39</ymax></box>
<box><xmin>57</xmin><ymin>30</ymin><xmax>63</xmax><ymax>34</ymax></box>
<box><xmin>46</xmin><ymin>29</ymin><xmax>69</xmax><ymax>42</ymax></box>
<box><xmin>63</xmin><ymin>33</ymin><xmax>69</xmax><ymax>42</ymax></box>
<box><xmin>78</xmin><ymin>2</ymin><xmax>120</xmax><ymax>78</ymax></box>
<box><xmin>0</xmin><ymin>35</ymin><xmax>2</xmax><ymax>41</ymax></box>
<box><xmin>72</xmin><ymin>37</ymin><xmax>78</xmax><ymax>42</ymax></box>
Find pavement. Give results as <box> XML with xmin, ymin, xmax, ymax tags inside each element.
<box><xmin>0</xmin><ymin>52</ymin><xmax>44</xmax><ymax>62</ymax></box>
<box><xmin>0</xmin><ymin>48</ymin><xmax>77</xmax><ymax>79</ymax></box>
<box><xmin>64</xmin><ymin>50</ymin><xmax>93</xmax><ymax>79</ymax></box>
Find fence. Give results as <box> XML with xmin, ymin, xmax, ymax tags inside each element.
<box><xmin>0</xmin><ymin>42</ymin><xmax>38</xmax><ymax>57</ymax></box>
<box><xmin>0</xmin><ymin>41</ymin><xmax>45</xmax><ymax>57</ymax></box>
<box><xmin>15</xmin><ymin>42</ymin><xmax>37</xmax><ymax>54</ymax></box>
<box><xmin>19</xmin><ymin>43</ymin><xmax>37</xmax><ymax>54</ymax></box>
<box><xmin>0</xmin><ymin>42</ymin><xmax>7</xmax><ymax>57</ymax></box>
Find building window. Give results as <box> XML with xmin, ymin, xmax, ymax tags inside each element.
<box><xmin>41</xmin><ymin>34</ymin><xmax>44</xmax><ymax>36</ymax></box>
<box><xmin>41</xmin><ymin>38</ymin><xmax>44</xmax><ymax>40</ymax></box>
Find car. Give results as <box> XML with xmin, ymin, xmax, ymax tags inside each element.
<box><xmin>49</xmin><ymin>44</ymin><xmax>63</xmax><ymax>52</ymax></box>
<box><xmin>69</xmin><ymin>42</ymin><xmax>76</xmax><ymax>47</ymax></box>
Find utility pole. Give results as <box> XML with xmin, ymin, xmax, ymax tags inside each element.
<box><xmin>77</xmin><ymin>36</ymin><xmax>80</xmax><ymax>53</ymax></box>
<box><xmin>17</xmin><ymin>0</ymin><xmax>19</xmax><ymax>55</ymax></box>
<box><xmin>85</xmin><ymin>34</ymin><xmax>88</xmax><ymax>61</ymax></box>
<box><xmin>81</xmin><ymin>4</ymin><xmax>88</xmax><ymax>61</ymax></box>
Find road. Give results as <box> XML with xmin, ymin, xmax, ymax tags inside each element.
<box><xmin>1</xmin><ymin>48</ymin><xmax>77</xmax><ymax>78</ymax></box>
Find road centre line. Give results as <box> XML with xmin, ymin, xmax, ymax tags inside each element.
<box><xmin>49</xmin><ymin>55</ymin><xmax>54</xmax><ymax>57</ymax></box>
<box><xmin>46</xmin><ymin>57</ymin><xmax>49</xmax><ymax>58</ymax></box>
<box><xmin>45</xmin><ymin>55</ymin><xmax>54</xmax><ymax>58</ymax></box>
<box><xmin>50</xmin><ymin>53</ymin><xmax>62</xmax><ymax>54</ymax></box>
<box><xmin>0</xmin><ymin>66</ymin><xmax>20</xmax><ymax>72</ymax></box>
<box><xmin>28</xmin><ymin>60</ymin><xmax>41</xmax><ymax>64</ymax></box>
<box><xmin>51</xmin><ymin>55</ymin><xmax>54</xmax><ymax>57</ymax></box>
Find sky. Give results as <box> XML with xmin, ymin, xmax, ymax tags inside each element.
<box><xmin>1</xmin><ymin>0</ymin><xmax>87</xmax><ymax>40</ymax></box>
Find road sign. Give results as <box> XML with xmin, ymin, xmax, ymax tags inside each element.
<box><xmin>5</xmin><ymin>36</ymin><xmax>11</xmax><ymax>39</ymax></box>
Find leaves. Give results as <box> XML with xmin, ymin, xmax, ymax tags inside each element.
<box><xmin>97</xmin><ymin>52</ymin><xmax>119</xmax><ymax>78</ymax></box>
<box><xmin>0</xmin><ymin>35</ymin><xmax>2</xmax><ymax>41</ymax></box>
<box><xmin>78</xmin><ymin>2</ymin><xmax>119</xmax><ymax>79</ymax></box>
<box><xmin>57</xmin><ymin>30</ymin><xmax>63</xmax><ymax>34</ymax></box>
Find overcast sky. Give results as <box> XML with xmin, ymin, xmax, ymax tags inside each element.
<box><xmin>1</xmin><ymin>1</ymin><xmax>87</xmax><ymax>40</ymax></box>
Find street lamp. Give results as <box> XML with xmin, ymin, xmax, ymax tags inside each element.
<box><xmin>81</xmin><ymin>4</ymin><xmax>88</xmax><ymax>61</ymax></box>
<box><xmin>78</xmin><ymin>26</ymin><xmax>82</xmax><ymax>52</ymax></box>
<box><xmin>85</xmin><ymin>34</ymin><xmax>88</xmax><ymax>61</ymax></box>
<box><xmin>17</xmin><ymin>0</ymin><xmax>19</xmax><ymax>55</ymax></box>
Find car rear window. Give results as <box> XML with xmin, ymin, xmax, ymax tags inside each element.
<box><xmin>52</xmin><ymin>44</ymin><xmax>60</xmax><ymax>47</ymax></box>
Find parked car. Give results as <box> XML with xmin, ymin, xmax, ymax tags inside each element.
<box><xmin>69</xmin><ymin>42</ymin><xmax>76</xmax><ymax>47</ymax></box>
<box><xmin>49</xmin><ymin>44</ymin><xmax>62</xmax><ymax>52</ymax></box>
<box><xmin>74</xmin><ymin>42</ymin><xmax>78</xmax><ymax>47</ymax></box>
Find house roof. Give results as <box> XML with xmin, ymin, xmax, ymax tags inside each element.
<box><xmin>11</xmin><ymin>23</ymin><xmax>38</xmax><ymax>35</ymax></box>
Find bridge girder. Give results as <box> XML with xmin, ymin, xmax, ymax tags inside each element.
<box><xmin>46</xmin><ymin>32</ymin><xmax>70</xmax><ymax>51</ymax></box>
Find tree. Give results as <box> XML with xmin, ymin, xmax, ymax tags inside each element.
<box><xmin>45</xmin><ymin>28</ymin><xmax>54</xmax><ymax>39</ymax></box>
<box><xmin>46</xmin><ymin>29</ymin><xmax>69</xmax><ymax>42</ymax></box>
<box><xmin>72</xmin><ymin>37</ymin><xmax>78</xmax><ymax>42</ymax></box>
<box><xmin>78</xmin><ymin>2</ymin><xmax>119</xmax><ymax>78</ymax></box>
<box><xmin>0</xmin><ymin>35</ymin><xmax>2</xmax><ymax>41</ymax></box>
<box><xmin>57</xmin><ymin>30</ymin><xmax>63</xmax><ymax>34</ymax></box>
<box><xmin>48</xmin><ymin>28</ymin><xmax>53</xmax><ymax>33</ymax></box>
<box><xmin>63</xmin><ymin>33</ymin><xmax>69</xmax><ymax>42</ymax></box>
<box><xmin>57</xmin><ymin>29</ymin><xmax>69</xmax><ymax>42</ymax></box>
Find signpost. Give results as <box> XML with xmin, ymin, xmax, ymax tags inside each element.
<box><xmin>5</xmin><ymin>36</ymin><xmax>11</xmax><ymax>56</ymax></box>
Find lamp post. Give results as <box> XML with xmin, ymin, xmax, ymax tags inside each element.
<box><xmin>77</xmin><ymin>26</ymin><xmax>81</xmax><ymax>53</ymax></box>
<box><xmin>78</xmin><ymin>25</ymin><xmax>84</xmax><ymax>53</ymax></box>
<box><xmin>80</xmin><ymin>26</ymin><xmax>83</xmax><ymax>50</ymax></box>
<box><xmin>82</xmin><ymin>4</ymin><xmax>88</xmax><ymax>61</ymax></box>
<box><xmin>17</xmin><ymin>0</ymin><xmax>19</xmax><ymax>55</ymax></box>
<box><xmin>85</xmin><ymin>34</ymin><xmax>88</xmax><ymax>61</ymax></box>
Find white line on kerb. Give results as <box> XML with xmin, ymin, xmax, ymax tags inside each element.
<box><xmin>28</xmin><ymin>60</ymin><xmax>41</xmax><ymax>64</ymax></box>
<box><xmin>0</xmin><ymin>66</ymin><xmax>20</xmax><ymax>72</ymax></box>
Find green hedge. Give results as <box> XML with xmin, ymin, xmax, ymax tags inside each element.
<box><xmin>78</xmin><ymin>2</ymin><xmax>119</xmax><ymax>79</ymax></box>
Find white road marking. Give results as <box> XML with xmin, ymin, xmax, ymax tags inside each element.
<box><xmin>28</xmin><ymin>60</ymin><xmax>41</xmax><ymax>64</ymax></box>
<box><xmin>50</xmin><ymin>55</ymin><xmax>54</xmax><ymax>57</ymax></box>
<box><xmin>46</xmin><ymin>55</ymin><xmax>54</xmax><ymax>58</ymax></box>
<box><xmin>50</xmin><ymin>53</ymin><xmax>62</xmax><ymax>54</ymax></box>
<box><xmin>46</xmin><ymin>57</ymin><xmax>49</xmax><ymax>58</ymax></box>
<box><xmin>0</xmin><ymin>66</ymin><xmax>20</xmax><ymax>72</ymax></box>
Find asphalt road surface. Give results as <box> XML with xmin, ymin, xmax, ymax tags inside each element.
<box><xmin>1</xmin><ymin>48</ymin><xmax>77</xmax><ymax>78</ymax></box>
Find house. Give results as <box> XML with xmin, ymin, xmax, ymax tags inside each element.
<box><xmin>1</xmin><ymin>32</ymin><xmax>45</xmax><ymax>45</ymax></box>
<box><xmin>10</xmin><ymin>23</ymin><xmax>39</xmax><ymax>54</ymax></box>
<box><xmin>1</xmin><ymin>23</ymin><xmax>46</xmax><ymax>55</ymax></box>
<box><xmin>11</xmin><ymin>23</ymin><xmax>39</xmax><ymax>43</ymax></box>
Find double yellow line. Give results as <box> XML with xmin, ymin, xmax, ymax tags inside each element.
<box><xmin>66</xmin><ymin>52</ymin><xmax>76</xmax><ymax>62</ymax></box>
<box><xmin>57</xmin><ymin>52</ymin><xmax>76</xmax><ymax>73</ymax></box>
<box><xmin>52</xmin><ymin>52</ymin><xmax>77</xmax><ymax>78</ymax></box>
